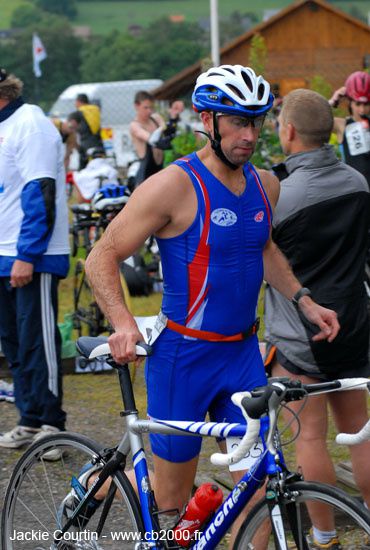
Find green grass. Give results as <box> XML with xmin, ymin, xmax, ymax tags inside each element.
<box><xmin>74</xmin><ymin>0</ymin><xmax>369</xmax><ymax>34</ymax></box>
<box><xmin>0</xmin><ymin>0</ymin><xmax>364</xmax><ymax>36</ymax></box>
<box><xmin>0</xmin><ymin>0</ymin><xmax>30</xmax><ymax>27</ymax></box>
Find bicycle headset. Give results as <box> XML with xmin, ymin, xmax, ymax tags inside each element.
<box><xmin>91</xmin><ymin>184</ymin><xmax>131</xmax><ymax>211</ymax></box>
<box><xmin>345</xmin><ymin>71</ymin><xmax>370</xmax><ymax>103</ymax></box>
<box><xmin>192</xmin><ymin>65</ymin><xmax>274</xmax><ymax>169</ymax></box>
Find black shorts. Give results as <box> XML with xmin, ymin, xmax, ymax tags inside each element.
<box><xmin>268</xmin><ymin>346</ymin><xmax>370</xmax><ymax>381</ymax></box>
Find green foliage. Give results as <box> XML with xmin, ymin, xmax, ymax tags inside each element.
<box><xmin>248</xmin><ymin>33</ymin><xmax>267</xmax><ymax>76</ymax></box>
<box><xmin>253</xmin><ymin>121</ymin><xmax>283</xmax><ymax>170</ymax></box>
<box><xmin>163</xmin><ymin>131</ymin><xmax>204</xmax><ymax>166</ymax></box>
<box><xmin>308</xmin><ymin>75</ymin><xmax>333</xmax><ymax>99</ymax></box>
<box><xmin>11</xmin><ymin>4</ymin><xmax>46</xmax><ymax>28</ymax></box>
<box><xmin>80</xmin><ymin>18</ymin><xmax>207</xmax><ymax>82</ymax></box>
<box><xmin>219</xmin><ymin>11</ymin><xmax>258</xmax><ymax>47</ymax></box>
<box><xmin>35</xmin><ymin>0</ymin><xmax>78</xmax><ymax>18</ymax></box>
<box><xmin>0</xmin><ymin>20</ymin><xmax>82</xmax><ymax>107</ymax></box>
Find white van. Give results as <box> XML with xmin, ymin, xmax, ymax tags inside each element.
<box><xmin>49</xmin><ymin>79</ymin><xmax>163</xmax><ymax>169</ymax></box>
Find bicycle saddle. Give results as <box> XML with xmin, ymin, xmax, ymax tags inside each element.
<box><xmin>76</xmin><ymin>336</ymin><xmax>152</xmax><ymax>359</ymax></box>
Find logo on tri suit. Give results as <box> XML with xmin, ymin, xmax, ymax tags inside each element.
<box><xmin>254</xmin><ymin>211</ymin><xmax>264</xmax><ymax>222</ymax></box>
<box><xmin>211</xmin><ymin>208</ymin><xmax>238</xmax><ymax>227</ymax></box>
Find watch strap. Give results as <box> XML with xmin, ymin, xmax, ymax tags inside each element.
<box><xmin>292</xmin><ymin>287</ymin><xmax>311</xmax><ymax>307</ymax></box>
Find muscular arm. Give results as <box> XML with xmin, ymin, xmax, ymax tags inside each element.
<box><xmin>85</xmin><ymin>164</ymin><xmax>190</xmax><ymax>362</ymax></box>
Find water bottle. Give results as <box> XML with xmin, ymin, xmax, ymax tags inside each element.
<box><xmin>173</xmin><ymin>483</ymin><xmax>223</xmax><ymax>547</ymax></box>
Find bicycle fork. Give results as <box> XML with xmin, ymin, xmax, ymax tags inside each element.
<box><xmin>265</xmin><ymin>473</ymin><xmax>309</xmax><ymax>550</ymax></box>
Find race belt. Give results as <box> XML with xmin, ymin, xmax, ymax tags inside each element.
<box><xmin>159</xmin><ymin>312</ymin><xmax>260</xmax><ymax>342</ymax></box>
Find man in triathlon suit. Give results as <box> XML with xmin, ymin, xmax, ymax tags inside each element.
<box><xmin>129</xmin><ymin>91</ymin><xmax>170</xmax><ymax>187</ymax></box>
<box><xmin>80</xmin><ymin>66</ymin><xmax>339</xmax><ymax>543</ymax></box>
<box><xmin>265</xmin><ymin>89</ymin><xmax>370</xmax><ymax>549</ymax></box>
<box><xmin>329</xmin><ymin>71</ymin><xmax>370</xmax><ymax>188</ymax></box>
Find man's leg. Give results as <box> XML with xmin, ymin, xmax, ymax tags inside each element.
<box><xmin>329</xmin><ymin>390</ymin><xmax>370</xmax><ymax>507</ymax></box>
<box><xmin>16</xmin><ymin>273</ymin><xmax>66</xmax><ymax>430</ymax></box>
<box><xmin>152</xmin><ymin>454</ymin><xmax>199</xmax><ymax>514</ymax></box>
<box><xmin>0</xmin><ymin>277</ymin><xmax>24</xmax><ymax>418</ymax></box>
<box><xmin>272</xmin><ymin>360</ymin><xmax>337</xmax><ymax>531</ymax></box>
<box><xmin>217</xmin><ymin>440</ymin><xmax>269</xmax><ymax>550</ymax></box>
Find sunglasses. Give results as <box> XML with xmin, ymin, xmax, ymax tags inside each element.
<box><xmin>216</xmin><ymin>113</ymin><xmax>266</xmax><ymax>129</ymax></box>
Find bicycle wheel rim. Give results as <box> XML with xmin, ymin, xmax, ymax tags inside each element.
<box><xmin>234</xmin><ymin>480</ymin><xmax>370</xmax><ymax>549</ymax></box>
<box><xmin>1</xmin><ymin>432</ymin><xmax>143</xmax><ymax>550</ymax></box>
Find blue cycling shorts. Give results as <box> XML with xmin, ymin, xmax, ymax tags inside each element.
<box><xmin>145</xmin><ymin>329</ymin><xmax>267</xmax><ymax>463</ymax></box>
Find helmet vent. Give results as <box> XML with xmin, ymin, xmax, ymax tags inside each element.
<box><xmin>241</xmin><ymin>71</ymin><xmax>253</xmax><ymax>92</ymax></box>
<box><xmin>223</xmin><ymin>67</ymin><xmax>236</xmax><ymax>75</ymax></box>
<box><xmin>257</xmin><ymin>83</ymin><xmax>265</xmax><ymax>100</ymax></box>
<box><xmin>226</xmin><ymin>84</ymin><xmax>245</xmax><ymax>100</ymax></box>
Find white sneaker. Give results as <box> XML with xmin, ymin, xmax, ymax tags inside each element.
<box><xmin>0</xmin><ymin>426</ymin><xmax>40</xmax><ymax>448</ymax></box>
<box><xmin>33</xmin><ymin>424</ymin><xmax>63</xmax><ymax>461</ymax></box>
<box><xmin>0</xmin><ymin>380</ymin><xmax>15</xmax><ymax>403</ymax></box>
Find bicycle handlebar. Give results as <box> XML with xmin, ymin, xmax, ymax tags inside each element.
<box><xmin>210</xmin><ymin>377</ymin><xmax>370</xmax><ymax>467</ymax></box>
<box><xmin>211</xmin><ymin>392</ymin><xmax>261</xmax><ymax>466</ymax></box>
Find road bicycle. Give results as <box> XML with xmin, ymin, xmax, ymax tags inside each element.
<box><xmin>70</xmin><ymin>201</ymin><xmax>132</xmax><ymax>338</ymax></box>
<box><xmin>2</xmin><ymin>336</ymin><xmax>370</xmax><ymax>549</ymax></box>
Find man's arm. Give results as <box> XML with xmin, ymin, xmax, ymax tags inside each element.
<box><xmin>85</xmin><ymin>164</ymin><xmax>185</xmax><ymax>363</ymax></box>
<box><xmin>11</xmin><ymin>130</ymin><xmax>60</xmax><ymax>288</ymax></box>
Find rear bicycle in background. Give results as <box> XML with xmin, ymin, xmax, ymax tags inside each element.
<box><xmin>70</xmin><ymin>187</ymin><xmax>132</xmax><ymax>339</ymax></box>
<box><xmin>2</xmin><ymin>336</ymin><xmax>370</xmax><ymax>549</ymax></box>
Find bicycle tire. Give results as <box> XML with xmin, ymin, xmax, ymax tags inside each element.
<box><xmin>73</xmin><ymin>258</ymin><xmax>103</xmax><ymax>337</ymax></box>
<box><xmin>233</xmin><ymin>480</ymin><xmax>370</xmax><ymax>549</ymax></box>
<box><xmin>73</xmin><ymin>259</ymin><xmax>132</xmax><ymax>338</ymax></box>
<box><xmin>1</xmin><ymin>432</ymin><xmax>144</xmax><ymax>550</ymax></box>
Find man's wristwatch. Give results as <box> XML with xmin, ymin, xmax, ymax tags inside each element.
<box><xmin>292</xmin><ymin>287</ymin><xmax>312</xmax><ymax>307</ymax></box>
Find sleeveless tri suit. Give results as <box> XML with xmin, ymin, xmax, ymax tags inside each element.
<box><xmin>145</xmin><ymin>152</ymin><xmax>272</xmax><ymax>461</ymax></box>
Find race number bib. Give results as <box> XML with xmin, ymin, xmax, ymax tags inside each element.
<box><xmin>226</xmin><ymin>436</ymin><xmax>264</xmax><ymax>472</ymax></box>
<box><xmin>345</xmin><ymin>121</ymin><xmax>370</xmax><ymax>156</ymax></box>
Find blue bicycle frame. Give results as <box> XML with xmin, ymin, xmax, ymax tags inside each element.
<box><xmin>129</xmin><ymin>414</ymin><xmax>284</xmax><ymax>549</ymax></box>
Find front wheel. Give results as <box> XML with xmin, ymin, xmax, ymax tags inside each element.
<box><xmin>234</xmin><ymin>480</ymin><xmax>370</xmax><ymax>549</ymax></box>
<box><xmin>1</xmin><ymin>432</ymin><xmax>143</xmax><ymax>549</ymax></box>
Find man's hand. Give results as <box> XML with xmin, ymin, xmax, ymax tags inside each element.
<box><xmin>297</xmin><ymin>296</ymin><xmax>340</xmax><ymax>342</ymax></box>
<box><xmin>108</xmin><ymin>321</ymin><xmax>145</xmax><ymax>365</ymax></box>
<box><xmin>10</xmin><ymin>260</ymin><xmax>34</xmax><ymax>288</ymax></box>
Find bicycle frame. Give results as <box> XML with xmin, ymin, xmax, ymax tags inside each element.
<box><xmin>57</xmin><ymin>347</ymin><xmax>370</xmax><ymax>549</ymax></box>
<box><xmin>125</xmin><ymin>414</ymin><xmax>284</xmax><ymax>549</ymax></box>
<box><xmin>58</xmin><ymin>399</ymin><xmax>285</xmax><ymax>549</ymax></box>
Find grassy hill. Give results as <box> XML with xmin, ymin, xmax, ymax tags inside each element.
<box><xmin>1</xmin><ymin>0</ymin><xmax>368</xmax><ymax>35</ymax></box>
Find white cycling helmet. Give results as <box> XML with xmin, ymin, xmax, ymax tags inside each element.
<box><xmin>193</xmin><ymin>65</ymin><xmax>274</xmax><ymax>116</ymax></box>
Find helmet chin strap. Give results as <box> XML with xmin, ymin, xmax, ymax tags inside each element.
<box><xmin>194</xmin><ymin>113</ymin><xmax>239</xmax><ymax>170</ymax></box>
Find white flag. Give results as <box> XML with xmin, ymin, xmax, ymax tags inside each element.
<box><xmin>32</xmin><ymin>33</ymin><xmax>47</xmax><ymax>78</ymax></box>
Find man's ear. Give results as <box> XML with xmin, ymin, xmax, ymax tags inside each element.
<box><xmin>287</xmin><ymin>122</ymin><xmax>296</xmax><ymax>142</ymax></box>
<box><xmin>201</xmin><ymin>111</ymin><xmax>213</xmax><ymax>133</ymax></box>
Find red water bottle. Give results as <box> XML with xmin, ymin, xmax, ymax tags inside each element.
<box><xmin>173</xmin><ymin>483</ymin><xmax>223</xmax><ymax>547</ymax></box>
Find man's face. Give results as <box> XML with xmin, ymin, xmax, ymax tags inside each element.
<box><xmin>214</xmin><ymin>113</ymin><xmax>265</xmax><ymax>166</ymax></box>
<box><xmin>350</xmin><ymin>100</ymin><xmax>370</xmax><ymax>121</ymax></box>
<box><xmin>136</xmin><ymin>99</ymin><xmax>153</xmax><ymax>121</ymax></box>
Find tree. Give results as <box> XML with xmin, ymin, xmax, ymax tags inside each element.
<box><xmin>35</xmin><ymin>0</ymin><xmax>78</xmax><ymax>18</ymax></box>
<box><xmin>0</xmin><ymin>19</ymin><xmax>82</xmax><ymax>108</ymax></box>
<box><xmin>248</xmin><ymin>33</ymin><xmax>267</xmax><ymax>76</ymax></box>
<box><xmin>80</xmin><ymin>18</ymin><xmax>207</xmax><ymax>82</ymax></box>
<box><xmin>11</xmin><ymin>5</ymin><xmax>46</xmax><ymax>28</ymax></box>
<box><xmin>308</xmin><ymin>75</ymin><xmax>333</xmax><ymax>99</ymax></box>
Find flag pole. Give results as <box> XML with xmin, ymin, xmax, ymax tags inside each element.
<box><xmin>210</xmin><ymin>0</ymin><xmax>220</xmax><ymax>66</ymax></box>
